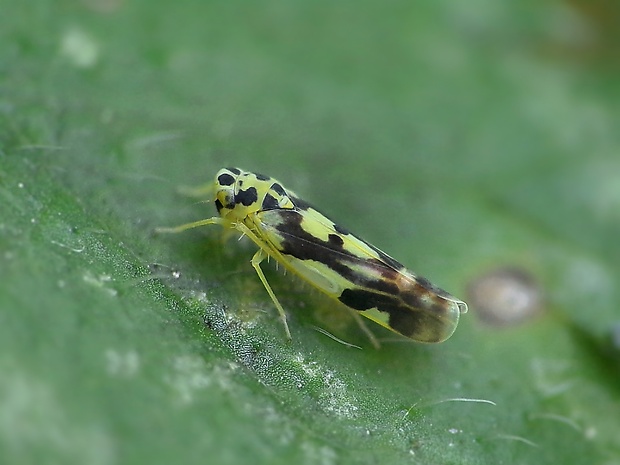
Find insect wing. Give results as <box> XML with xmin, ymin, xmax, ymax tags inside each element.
<box><xmin>253</xmin><ymin>206</ymin><xmax>464</xmax><ymax>342</ymax></box>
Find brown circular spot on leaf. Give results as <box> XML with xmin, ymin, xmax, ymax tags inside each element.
<box><xmin>467</xmin><ymin>267</ymin><xmax>542</xmax><ymax>327</ymax></box>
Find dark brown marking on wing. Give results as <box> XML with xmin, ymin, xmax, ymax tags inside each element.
<box><xmin>328</xmin><ymin>233</ymin><xmax>344</xmax><ymax>247</ymax></box>
<box><xmin>339</xmin><ymin>288</ymin><xmax>447</xmax><ymax>342</ymax></box>
<box><xmin>338</xmin><ymin>288</ymin><xmax>394</xmax><ymax>311</ymax></box>
<box><xmin>401</xmin><ymin>290</ymin><xmax>423</xmax><ymax>308</ymax></box>
<box><xmin>273</xmin><ymin>210</ymin><xmax>399</xmax><ymax>294</ymax></box>
<box><xmin>290</xmin><ymin>195</ymin><xmax>404</xmax><ymax>272</ymax></box>
<box><xmin>289</xmin><ymin>196</ymin><xmax>404</xmax><ymax>272</ymax></box>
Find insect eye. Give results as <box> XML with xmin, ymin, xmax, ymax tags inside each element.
<box><xmin>215</xmin><ymin>189</ymin><xmax>235</xmax><ymax>209</ymax></box>
<box><xmin>224</xmin><ymin>193</ymin><xmax>235</xmax><ymax>207</ymax></box>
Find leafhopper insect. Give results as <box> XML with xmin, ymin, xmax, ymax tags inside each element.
<box><xmin>159</xmin><ymin>167</ymin><xmax>467</xmax><ymax>343</ymax></box>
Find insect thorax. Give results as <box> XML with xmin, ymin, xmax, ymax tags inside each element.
<box><xmin>214</xmin><ymin>167</ymin><xmax>296</xmax><ymax>222</ymax></box>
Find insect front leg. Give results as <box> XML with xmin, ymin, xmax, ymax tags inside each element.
<box><xmin>250</xmin><ymin>247</ymin><xmax>292</xmax><ymax>341</ymax></box>
<box><xmin>155</xmin><ymin>216</ymin><xmax>226</xmax><ymax>234</ymax></box>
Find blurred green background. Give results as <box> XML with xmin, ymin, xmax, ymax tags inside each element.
<box><xmin>1</xmin><ymin>1</ymin><xmax>619</xmax><ymax>464</ymax></box>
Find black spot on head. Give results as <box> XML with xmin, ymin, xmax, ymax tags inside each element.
<box><xmin>217</xmin><ymin>173</ymin><xmax>235</xmax><ymax>186</ymax></box>
<box><xmin>255</xmin><ymin>173</ymin><xmax>270</xmax><ymax>181</ymax></box>
<box><xmin>261</xmin><ymin>193</ymin><xmax>280</xmax><ymax>210</ymax></box>
<box><xmin>235</xmin><ymin>187</ymin><xmax>258</xmax><ymax>206</ymax></box>
<box><xmin>215</xmin><ymin>198</ymin><xmax>224</xmax><ymax>212</ymax></box>
<box><xmin>271</xmin><ymin>182</ymin><xmax>286</xmax><ymax>196</ymax></box>
<box><xmin>328</xmin><ymin>233</ymin><xmax>344</xmax><ymax>248</ymax></box>
<box><xmin>226</xmin><ymin>167</ymin><xmax>241</xmax><ymax>175</ymax></box>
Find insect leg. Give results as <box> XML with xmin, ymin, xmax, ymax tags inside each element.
<box><xmin>155</xmin><ymin>216</ymin><xmax>225</xmax><ymax>234</ymax></box>
<box><xmin>346</xmin><ymin>308</ymin><xmax>381</xmax><ymax>349</ymax></box>
<box><xmin>250</xmin><ymin>247</ymin><xmax>292</xmax><ymax>341</ymax></box>
<box><xmin>176</xmin><ymin>184</ymin><xmax>215</xmax><ymax>198</ymax></box>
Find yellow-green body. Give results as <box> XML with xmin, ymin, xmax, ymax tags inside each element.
<box><xmin>161</xmin><ymin>167</ymin><xmax>467</xmax><ymax>343</ymax></box>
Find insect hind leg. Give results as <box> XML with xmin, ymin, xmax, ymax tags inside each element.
<box><xmin>346</xmin><ymin>308</ymin><xmax>381</xmax><ymax>349</ymax></box>
<box><xmin>251</xmin><ymin>248</ymin><xmax>292</xmax><ymax>341</ymax></box>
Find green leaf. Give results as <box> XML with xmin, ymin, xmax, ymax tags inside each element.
<box><xmin>2</xmin><ymin>1</ymin><xmax>619</xmax><ymax>464</ymax></box>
